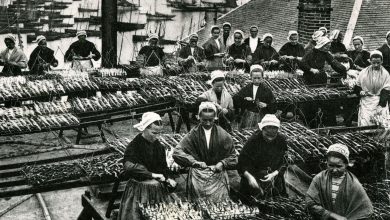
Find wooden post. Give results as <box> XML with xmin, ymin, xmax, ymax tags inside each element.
<box><xmin>101</xmin><ymin>0</ymin><xmax>117</xmax><ymax>67</ymax></box>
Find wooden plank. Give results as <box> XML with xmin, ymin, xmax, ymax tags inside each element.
<box><xmin>0</xmin><ymin>167</ymin><xmax>21</xmax><ymax>178</ymax></box>
<box><xmin>0</xmin><ymin>147</ymin><xmax>113</xmax><ymax>170</ymax></box>
<box><xmin>0</xmin><ymin>178</ymin><xmax>116</xmax><ymax>198</ymax></box>
<box><xmin>0</xmin><ymin>176</ymin><xmax>26</xmax><ymax>188</ymax></box>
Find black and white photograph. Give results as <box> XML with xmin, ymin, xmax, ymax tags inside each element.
<box><xmin>0</xmin><ymin>0</ymin><xmax>389</xmax><ymax>219</ymax></box>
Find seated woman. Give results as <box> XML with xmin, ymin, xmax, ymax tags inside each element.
<box><xmin>347</xmin><ymin>36</ymin><xmax>371</xmax><ymax>71</ymax></box>
<box><xmin>224</xmin><ymin>30</ymin><xmax>252</xmax><ymax>71</ymax></box>
<box><xmin>118</xmin><ymin>112</ymin><xmax>177</xmax><ymax>220</ymax></box>
<box><xmin>233</xmin><ymin>65</ymin><xmax>276</xmax><ymax>129</ymax></box>
<box><xmin>256</xmin><ymin>33</ymin><xmax>279</xmax><ymax>70</ymax></box>
<box><xmin>197</xmin><ymin>70</ymin><xmax>234</xmax><ymax>131</ymax></box>
<box><xmin>279</xmin><ymin>31</ymin><xmax>305</xmax><ymax>72</ymax></box>
<box><xmin>354</xmin><ymin>50</ymin><xmax>390</xmax><ymax>126</ymax></box>
<box><xmin>306</xmin><ymin>144</ymin><xmax>373</xmax><ymax>220</ymax></box>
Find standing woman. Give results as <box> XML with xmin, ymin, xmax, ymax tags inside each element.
<box><xmin>300</xmin><ymin>37</ymin><xmax>346</xmax><ymax>85</ymax></box>
<box><xmin>354</xmin><ymin>50</ymin><xmax>390</xmax><ymax>126</ymax></box>
<box><xmin>118</xmin><ymin>112</ymin><xmax>177</xmax><ymax>220</ymax></box>
<box><xmin>28</xmin><ymin>35</ymin><xmax>58</xmax><ymax>75</ymax></box>
<box><xmin>198</xmin><ymin>70</ymin><xmax>234</xmax><ymax>131</ymax></box>
<box><xmin>202</xmin><ymin>25</ymin><xmax>225</xmax><ymax>70</ymax></box>
<box><xmin>224</xmin><ymin>30</ymin><xmax>252</xmax><ymax>71</ymax></box>
<box><xmin>233</xmin><ymin>65</ymin><xmax>276</xmax><ymax>129</ymax></box>
<box><xmin>304</xmin><ymin>30</ymin><xmax>324</xmax><ymax>53</ymax></box>
<box><xmin>347</xmin><ymin>36</ymin><xmax>371</xmax><ymax>71</ymax></box>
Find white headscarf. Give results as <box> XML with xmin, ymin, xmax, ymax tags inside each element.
<box><xmin>133</xmin><ymin>112</ymin><xmax>162</xmax><ymax>131</ymax></box>
<box><xmin>76</xmin><ymin>30</ymin><xmax>87</xmax><ymax>38</ymax></box>
<box><xmin>233</xmin><ymin>30</ymin><xmax>244</xmax><ymax>38</ymax></box>
<box><xmin>4</xmin><ymin>34</ymin><xmax>16</xmax><ymax>43</ymax></box>
<box><xmin>258</xmin><ymin>114</ymin><xmax>280</xmax><ymax>130</ymax></box>
<box><xmin>352</xmin><ymin>36</ymin><xmax>364</xmax><ymax>45</ymax></box>
<box><xmin>250</xmin><ymin>64</ymin><xmax>263</xmax><ymax>74</ymax></box>
<box><xmin>312</xmin><ymin>31</ymin><xmax>324</xmax><ymax>42</ymax></box>
<box><xmin>327</xmin><ymin>144</ymin><xmax>350</xmax><ymax>163</ymax></box>
<box><xmin>198</xmin><ymin>101</ymin><xmax>217</xmax><ymax>116</ymax></box>
<box><xmin>315</xmin><ymin>37</ymin><xmax>330</xmax><ymax>49</ymax></box>
<box><xmin>287</xmin><ymin>31</ymin><xmax>298</xmax><ymax>41</ymax></box>
<box><xmin>34</xmin><ymin>35</ymin><xmax>46</xmax><ymax>44</ymax></box>
<box><xmin>329</xmin><ymin>29</ymin><xmax>340</xmax><ymax>41</ymax></box>
<box><xmin>261</xmin><ymin>33</ymin><xmax>273</xmax><ymax>42</ymax></box>
<box><xmin>208</xmin><ymin>70</ymin><xmax>226</xmax><ymax>85</ymax></box>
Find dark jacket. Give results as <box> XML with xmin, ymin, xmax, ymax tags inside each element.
<box><xmin>178</xmin><ymin>45</ymin><xmax>206</xmax><ymax>71</ymax></box>
<box><xmin>64</xmin><ymin>40</ymin><xmax>101</xmax><ymax>62</ymax></box>
<box><xmin>300</xmin><ymin>48</ymin><xmax>346</xmax><ymax>85</ymax></box>
<box><xmin>225</xmin><ymin>43</ymin><xmax>252</xmax><ymax>70</ymax></box>
<box><xmin>330</xmin><ymin>41</ymin><xmax>347</xmax><ymax>54</ymax></box>
<box><xmin>237</xmin><ymin>131</ymin><xmax>287</xmax><ymax>177</ymax></box>
<box><xmin>138</xmin><ymin>45</ymin><xmax>164</xmax><ymax>67</ymax></box>
<box><xmin>244</xmin><ymin>37</ymin><xmax>263</xmax><ymax>61</ymax></box>
<box><xmin>377</xmin><ymin>43</ymin><xmax>390</xmax><ymax>72</ymax></box>
<box><xmin>256</xmin><ymin>44</ymin><xmax>279</xmax><ymax>63</ymax></box>
<box><xmin>28</xmin><ymin>46</ymin><xmax>58</xmax><ymax>75</ymax></box>
<box><xmin>346</xmin><ymin>50</ymin><xmax>371</xmax><ymax>69</ymax></box>
<box><xmin>233</xmin><ymin>82</ymin><xmax>276</xmax><ymax>114</ymax></box>
<box><xmin>123</xmin><ymin>134</ymin><xmax>170</xmax><ymax>181</ymax></box>
<box><xmin>279</xmin><ymin>42</ymin><xmax>305</xmax><ymax>71</ymax></box>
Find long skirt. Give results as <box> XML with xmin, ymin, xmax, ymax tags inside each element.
<box><xmin>358</xmin><ymin>95</ymin><xmax>388</xmax><ymax>126</ymax></box>
<box><xmin>239</xmin><ymin>110</ymin><xmax>264</xmax><ymax>129</ymax></box>
<box><xmin>117</xmin><ymin>179</ymin><xmax>172</xmax><ymax>220</ymax></box>
<box><xmin>186</xmin><ymin>168</ymin><xmax>230</xmax><ymax>202</ymax></box>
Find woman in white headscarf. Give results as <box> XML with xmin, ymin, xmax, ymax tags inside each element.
<box><xmin>347</xmin><ymin>36</ymin><xmax>371</xmax><ymax>70</ymax></box>
<box><xmin>198</xmin><ymin>70</ymin><xmax>234</xmax><ymax>131</ymax></box>
<box><xmin>202</xmin><ymin>26</ymin><xmax>225</xmax><ymax>69</ymax></box>
<box><xmin>224</xmin><ymin>30</ymin><xmax>252</xmax><ymax>71</ymax></box>
<box><xmin>279</xmin><ymin>31</ymin><xmax>305</xmax><ymax>72</ymax></box>
<box><xmin>355</xmin><ymin>50</ymin><xmax>390</xmax><ymax>126</ymax></box>
<box><xmin>118</xmin><ymin>112</ymin><xmax>177</xmax><ymax>220</ymax></box>
<box><xmin>300</xmin><ymin>36</ymin><xmax>346</xmax><ymax>85</ymax></box>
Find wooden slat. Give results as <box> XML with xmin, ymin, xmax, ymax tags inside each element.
<box><xmin>0</xmin><ymin>147</ymin><xmax>113</xmax><ymax>170</ymax></box>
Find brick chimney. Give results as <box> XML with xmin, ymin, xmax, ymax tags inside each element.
<box><xmin>297</xmin><ymin>0</ymin><xmax>332</xmax><ymax>44</ymax></box>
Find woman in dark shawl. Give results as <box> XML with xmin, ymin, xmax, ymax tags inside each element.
<box><xmin>118</xmin><ymin>112</ymin><xmax>177</xmax><ymax>220</ymax></box>
<box><xmin>306</xmin><ymin>144</ymin><xmax>373</xmax><ymax>220</ymax></box>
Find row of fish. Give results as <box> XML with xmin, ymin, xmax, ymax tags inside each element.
<box><xmin>0</xmin><ymin>113</ymin><xmax>80</xmax><ymax>134</ymax></box>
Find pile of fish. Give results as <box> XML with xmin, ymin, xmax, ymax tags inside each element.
<box><xmin>90</xmin><ymin>68</ymin><xmax>127</xmax><ymax>77</ymax></box>
<box><xmin>79</xmin><ymin>153</ymin><xmax>123</xmax><ymax>179</ymax></box>
<box><xmin>363</xmin><ymin>181</ymin><xmax>390</xmax><ymax>219</ymax></box>
<box><xmin>23</xmin><ymin>161</ymin><xmax>84</xmax><ymax>185</ymax></box>
<box><xmin>71</xmin><ymin>92</ymin><xmax>148</xmax><ymax>113</ymax></box>
<box><xmin>0</xmin><ymin>77</ymin><xmax>99</xmax><ymax>102</ymax></box>
<box><xmin>199</xmin><ymin>199</ymin><xmax>260</xmax><ymax>219</ymax></box>
<box><xmin>139</xmin><ymin>200</ymin><xmax>204</xmax><ymax>220</ymax></box>
<box><xmin>23</xmin><ymin>152</ymin><xmax>122</xmax><ymax>186</ymax></box>
<box><xmin>91</xmin><ymin>77</ymin><xmax>135</xmax><ymax>91</ymax></box>
<box><xmin>0</xmin><ymin>113</ymin><xmax>80</xmax><ymax>135</ymax></box>
<box><xmin>167</xmin><ymin>77</ymin><xmax>210</xmax><ymax>106</ymax></box>
<box><xmin>256</xmin><ymin>196</ymin><xmax>310</xmax><ymax>219</ymax></box>
<box><xmin>0</xmin><ymin>101</ymin><xmax>71</xmax><ymax>121</ymax></box>
<box><xmin>139</xmin><ymin>199</ymin><xmax>259</xmax><ymax>220</ymax></box>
